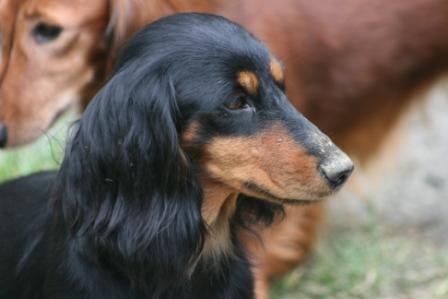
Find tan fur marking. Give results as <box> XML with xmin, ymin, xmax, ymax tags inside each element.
<box><xmin>237</xmin><ymin>71</ymin><xmax>259</xmax><ymax>94</ymax></box>
<box><xmin>270</xmin><ymin>59</ymin><xmax>284</xmax><ymax>83</ymax></box>
<box><xmin>202</xmin><ymin>123</ymin><xmax>331</xmax><ymax>203</ymax></box>
<box><xmin>182</xmin><ymin>121</ymin><xmax>201</xmax><ymax>144</ymax></box>
<box><xmin>199</xmin><ymin>178</ymin><xmax>238</xmax><ymax>261</ymax></box>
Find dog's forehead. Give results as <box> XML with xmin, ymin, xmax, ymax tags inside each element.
<box><xmin>0</xmin><ymin>0</ymin><xmax>19</xmax><ymax>29</ymax></box>
<box><xmin>20</xmin><ymin>0</ymin><xmax>107</xmax><ymax>26</ymax></box>
<box><xmin>0</xmin><ymin>0</ymin><xmax>19</xmax><ymax>13</ymax></box>
<box><xmin>0</xmin><ymin>0</ymin><xmax>20</xmax><ymax>70</ymax></box>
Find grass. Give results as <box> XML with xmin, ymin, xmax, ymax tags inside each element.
<box><xmin>0</xmin><ymin>117</ymin><xmax>69</xmax><ymax>181</ymax></box>
<box><xmin>271</xmin><ymin>220</ymin><xmax>448</xmax><ymax>299</ymax></box>
<box><xmin>2</xmin><ymin>117</ymin><xmax>448</xmax><ymax>299</ymax></box>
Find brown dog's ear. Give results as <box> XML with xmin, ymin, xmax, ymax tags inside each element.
<box><xmin>105</xmin><ymin>0</ymin><xmax>182</xmax><ymax>67</ymax></box>
<box><xmin>105</xmin><ymin>0</ymin><xmax>140</xmax><ymax>65</ymax></box>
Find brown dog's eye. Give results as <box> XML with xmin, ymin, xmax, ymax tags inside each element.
<box><xmin>224</xmin><ymin>96</ymin><xmax>251</xmax><ymax>110</ymax></box>
<box><xmin>31</xmin><ymin>22</ymin><xmax>63</xmax><ymax>43</ymax></box>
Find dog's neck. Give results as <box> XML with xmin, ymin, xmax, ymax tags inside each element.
<box><xmin>200</xmin><ymin>178</ymin><xmax>239</xmax><ymax>261</ymax></box>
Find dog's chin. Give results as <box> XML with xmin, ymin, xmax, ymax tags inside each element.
<box><xmin>253</xmin><ymin>193</ymin><xmax>326</xmax><ymax>206</ymax></box>
<box><xmin>5</xmin><ymin>127</ymin><xmax>45</xmax><ymax>148</ymax></box>
<box><xmin>240</xmin><ymin>181</ymin><xmax>330</xmax><ymax>206</ymax></box>
<box><xmin>6</xmin><ymin>106</ymin><xmax>72</xmax><ymax>148</ymax></box>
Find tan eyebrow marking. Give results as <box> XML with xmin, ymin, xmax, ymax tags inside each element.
<box><xmin>270</xmin><ymin>59</ymin><xmax>284</xmax><ymax>83</ymax></box>
<box><xmin>236</xmin><ymin>71</ymin><xmax>259</xmax><ymax>94</ymax></box>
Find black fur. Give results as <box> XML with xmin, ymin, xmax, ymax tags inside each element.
<box><xmin>0</xmin><ymin>13</ymin><xmax>334</xmax><ymax>299</ymax></box>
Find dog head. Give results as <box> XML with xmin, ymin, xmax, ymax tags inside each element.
<box><xmin>55</xmin><ymin>13</ymin><xmax>353</xmax><ymax>285</ymax></box>
<box><xmin>0</xmin><ymin>0</ymin><xmax>154</xmax><ymax>147</ymax></box>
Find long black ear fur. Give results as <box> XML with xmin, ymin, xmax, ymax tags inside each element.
<box><xmin>53</xmin><ymin>64</ymin><xmax>204</xmax><ymax>288</ymax></box>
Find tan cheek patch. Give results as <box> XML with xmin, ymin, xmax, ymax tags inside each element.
<box><xmin>237</xmin><ymin>71</ymin><xmax>259</xmax><ymax>94</ymax></box>
<box><xmin>270</xmin><ymin>59</ymin><xmax>284</xmax><ymax>84</ymax></box>
<box><xmin>201</xmin><ymin>124</ymin><xmax>327</xmax><ymax>200</ymax></box>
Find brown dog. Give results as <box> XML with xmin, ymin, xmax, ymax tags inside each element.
<box><xmin>0</xmin><ymin>1</ymin><xmax>448</xmax><ymax>298</ymax></box>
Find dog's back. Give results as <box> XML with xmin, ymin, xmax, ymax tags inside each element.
<box><xmin>0</xmin><ymin>171</ymin><xmax>56</xmax><ymax>298</ymax></box>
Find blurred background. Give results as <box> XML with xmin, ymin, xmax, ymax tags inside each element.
<box><xmin>272</xmin><ymin>81</ymin><xmax>448</xmax><ymax>299</ymax></box>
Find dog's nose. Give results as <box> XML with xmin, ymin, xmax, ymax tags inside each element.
<box><xmin>320</xmin><ymin>152</ymin><xmax>354</xmax><ymax>189</ymax></box>
<box><xmin>0</xmin><ymin>123</ymin><xmax>8</xmax><ymax>148</ymax></box>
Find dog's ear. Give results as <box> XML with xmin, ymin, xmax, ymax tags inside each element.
<box><xmin>105</xmin><ymin>0</ymin><xmax>173</xmax><ymax>66</ymax></box>
<box><xmin>105</xmin><ymin>0</ymin><xmax>135</xmax><ymax>61</ymax></box>
<box><xmin>55</xmin><ymin>66</ymin><xmax>204</xmax><ymax>282</ymax></box>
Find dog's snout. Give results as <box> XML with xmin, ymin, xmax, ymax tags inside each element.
<box><xmin>320</xmin><ymin>152</ymin><xmax>354</xmax><ymax>189</ymax></box>
<box><xmin>284</xmin><ymin>112</ymin><xmax>354</xmax><ymax>189</ymax></box>
<box><xmin>0</xmin><ymin>123</ymin><xmax>7</xmax><ymax>148</ymax></box>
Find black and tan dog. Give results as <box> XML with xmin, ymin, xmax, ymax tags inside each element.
<box><xmin>0</xmin><ymin>13</ymin><xmax>353</xmax><ymax>299</ymax></box>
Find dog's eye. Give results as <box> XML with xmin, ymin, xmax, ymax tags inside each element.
<box><xmin>31</xmin><ymin>22</ymin><xmax>63</xmax><ymax>43</ymax></box>
<box><xmin>224</xmin><ymin>96</ymin><xmax>252</xmax><ymax>110</ymax></box>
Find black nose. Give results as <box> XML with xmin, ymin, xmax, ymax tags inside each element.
<box><xmin>320</xmin><ymin>155</ymin><xmax>354</xmax><ymax>189</ymax></box>
<box><xmin>0</xmin><ymin>123</ymin><xmax>8</xmax><ymax>148</ymax></box>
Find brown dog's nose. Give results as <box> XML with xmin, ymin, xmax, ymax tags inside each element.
<box><xmin>320</xmin><ymin>153</ymin><xmax>354</xmax><ymax>189</ymax></box>
<box><xmin>0</xmin><ymin>123</ymin><xmax>8</xmax><ymax>148</ymax></box>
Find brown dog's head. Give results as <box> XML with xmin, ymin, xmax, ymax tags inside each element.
<box><xmin>0</xmin><ymin>0</ymin><xmax>151</xmax><ymax>147</ymax></box>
